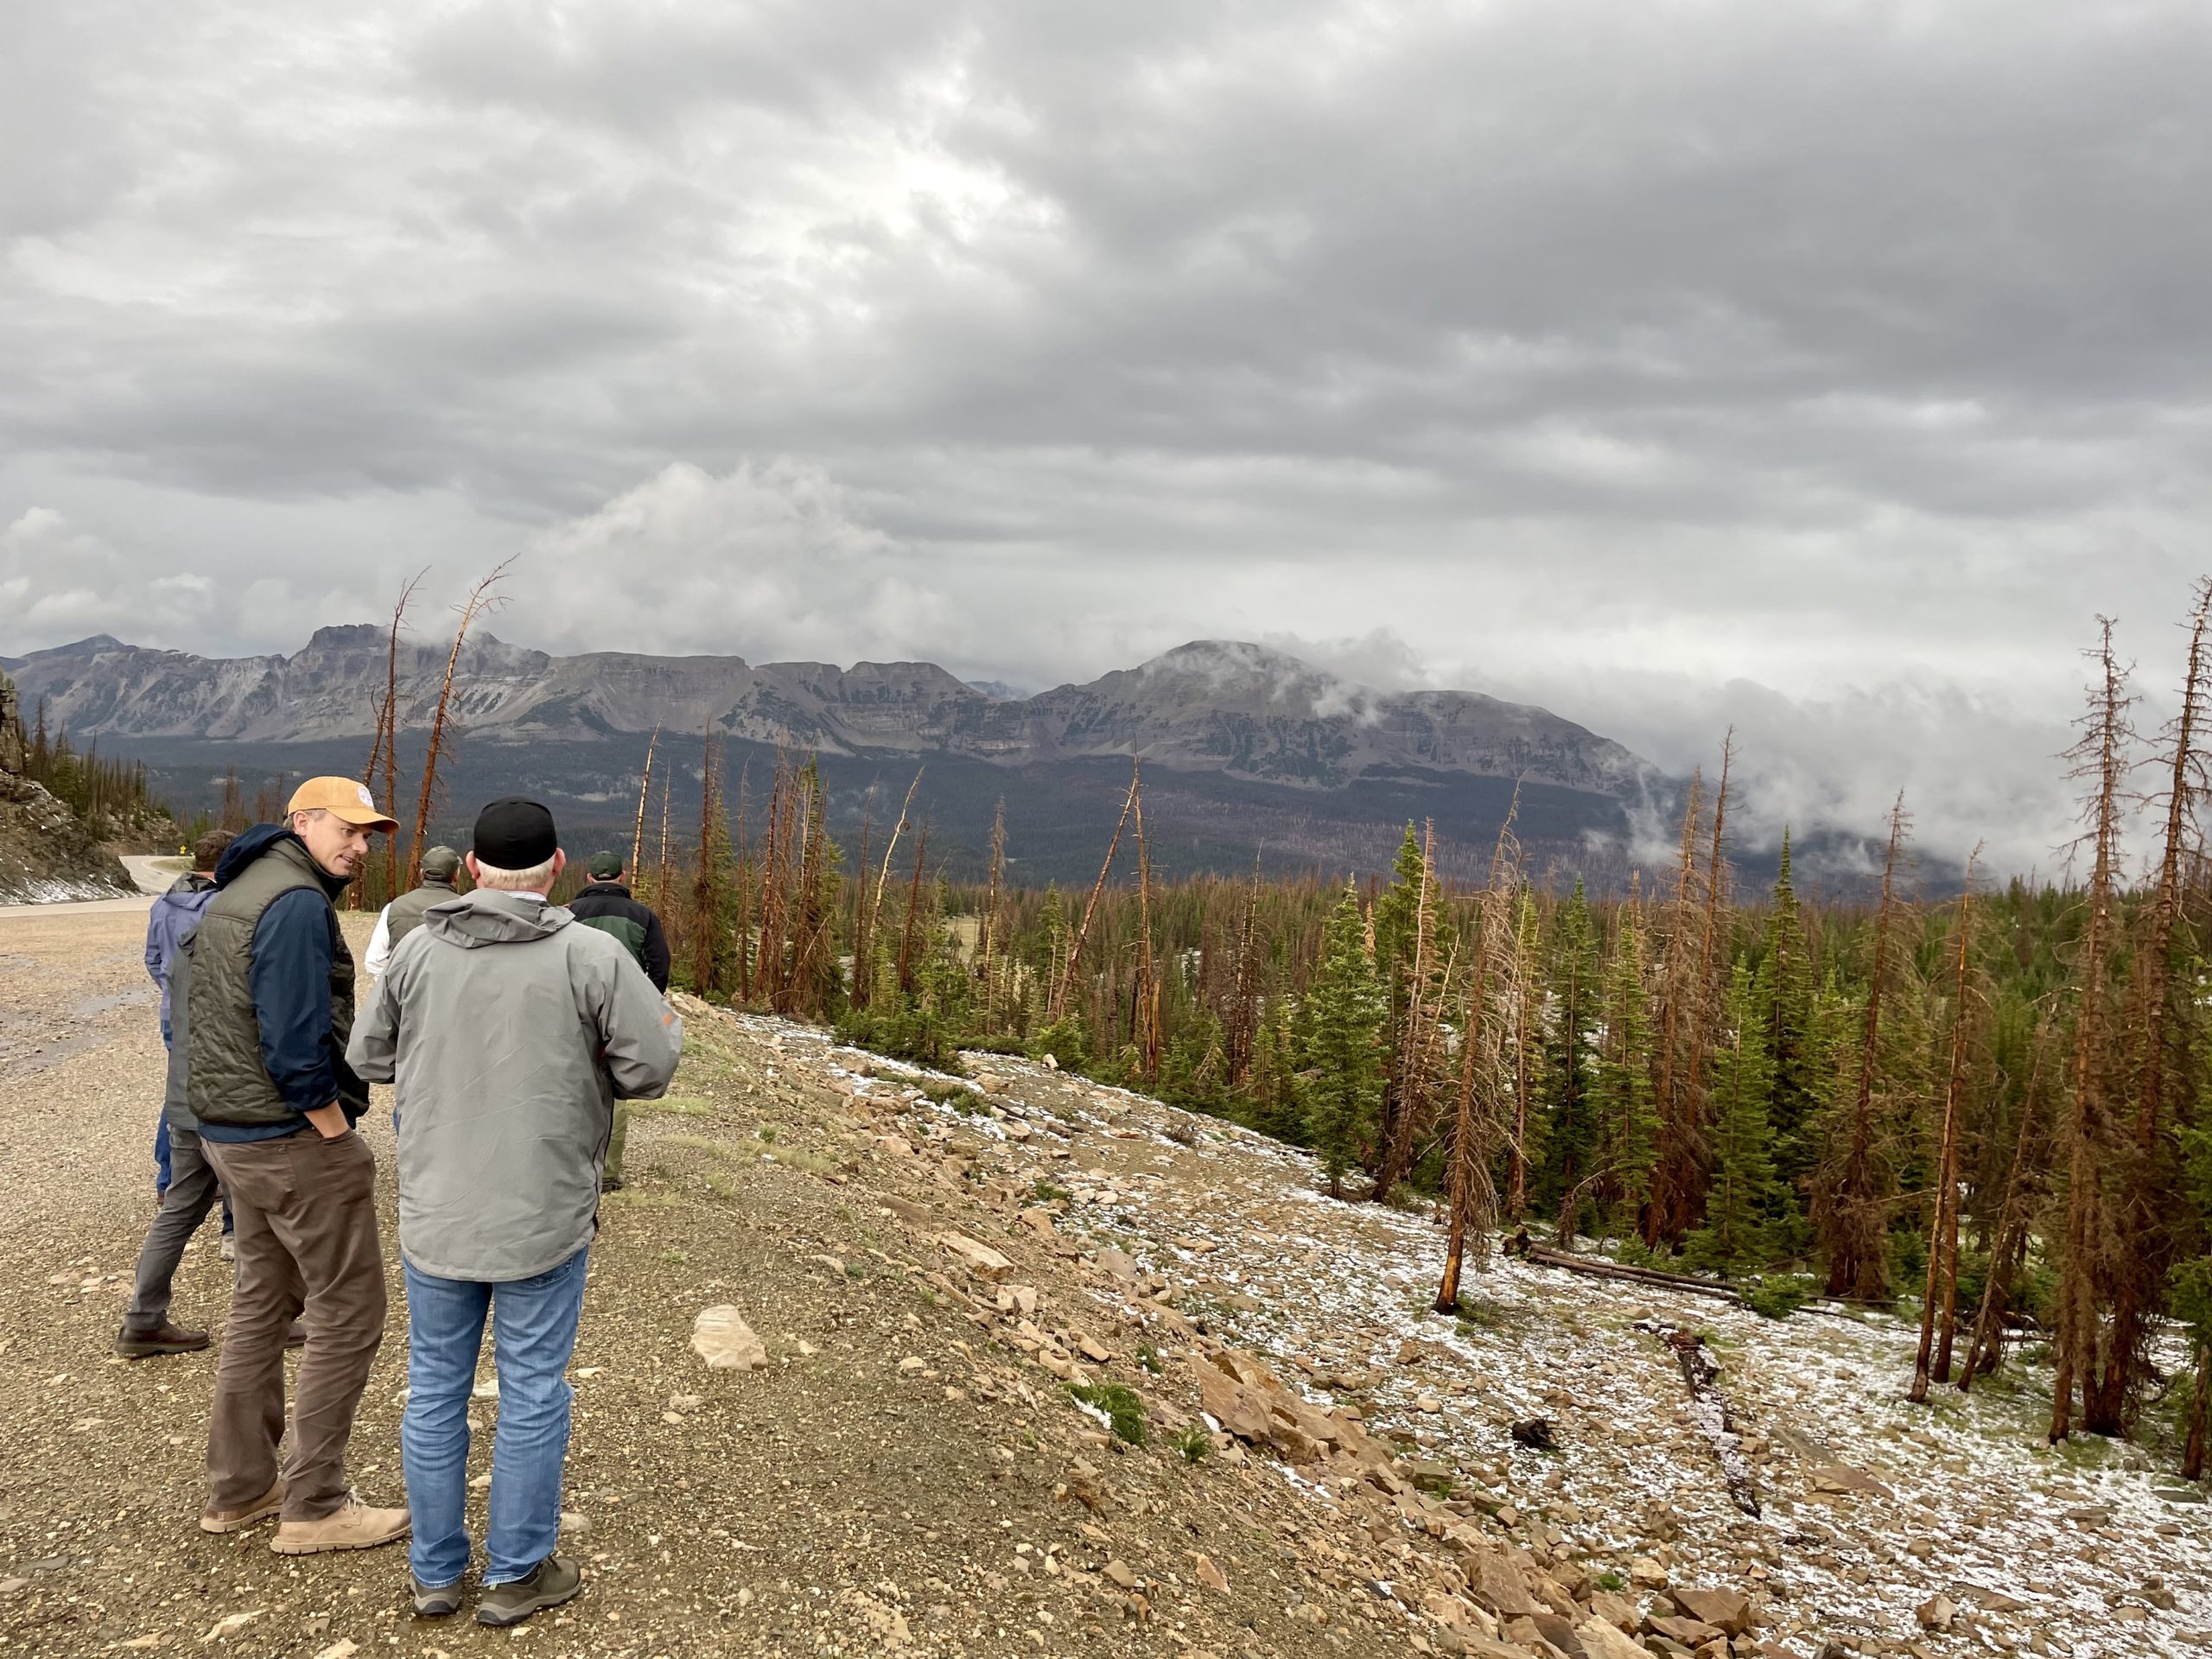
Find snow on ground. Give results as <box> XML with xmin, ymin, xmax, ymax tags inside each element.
<box><xmin>758</xmin><ymin>1017</ymin><xmax>2209</xmax><ymax>1656</ymax></box>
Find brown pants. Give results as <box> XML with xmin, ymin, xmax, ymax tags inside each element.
<box><xmin>203</xmin><ymin>1128</ymin><xmax>386</xmax><ymax>1522</ymax></box>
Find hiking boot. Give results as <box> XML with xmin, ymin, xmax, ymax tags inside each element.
<box><xmin>117</xmin><ymin>1321</ymin><xmax>210</xmax><ymax>1359</ymax></box>
<box><xmin>219</xmin><ymin>1233</ymin><xmax>237</xmax><ymax>1262</ymax></box>
<box><xmin>412</xmin><ymin>1573</ymin><xmax>465</xmax><ymax>1618</ymax></box>
<box><xmin>270</xmin><ymin>1493</ymin><xmax>410</xmax><ymax>1555</ymax></box>
<box><xmin>476</xmin><ymin>1556</ymin><xmax>582</xmax><ymax>1626</ymax></box>
<box><xmin>599</xmin><ymin>1174</ymin><xmax>625</xmax><ymax>1193</ymax></box>
<box><xmin>284</xmin><ymin>1319</ymin><xmax>308</xmax><ymax>1349</ymax></box>
<box><xmin>200</xmin><ymin>1480</ymin><xmax>284</xmax><ymax>1534</ymax></box>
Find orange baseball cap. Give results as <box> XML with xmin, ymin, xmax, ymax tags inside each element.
<box><xmin>285</xmin><ymin>776</ymin><xmax>401</xmax><ymax>831</ymax></box>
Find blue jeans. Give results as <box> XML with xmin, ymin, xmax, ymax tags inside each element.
<box><xmin>401</xmin><ymin>1247</ymin><xmax>589</xmax><ymax>1587</ymax></box>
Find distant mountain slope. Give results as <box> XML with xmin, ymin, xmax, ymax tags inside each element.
<box><xmin>3</xmin><ymin>630</ymin><xmax>1661</xmax><ymax>803</ymax></box>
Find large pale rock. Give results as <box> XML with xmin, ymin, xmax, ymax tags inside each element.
<box><xmin>939</xmin><ymin>1231</ymin><xmax>1014</xmax><ymax>1281</ymax></box>
<box><xmin>1467</xmin><ymin>1547</ymin><xmax>1536</xmax><ymax>1619</ymax></box>
<box><xmin>1672</xmin><ymin>1586</ymin><xmax>1752</xmax><ymax>1637</ymax></box>
<box><xmin>1196</xmin><ymin>1361</ymin><xmax>1274</xmax><ymax>1443</ymax></box>
<box><xmin>1576</xmin><ymin>1615</ymin><xmax>1649</xmax><ymax>1659</ymax></box>
<box><xmin>690</xmin><ymin>1306</ymin><xmax>768</xmax><ymax>1371</ymax></box>
<box><xmin>1916</xmin><ymin>1592</ymin><xmax>1957</xmax><ymax>1633</ymax></box>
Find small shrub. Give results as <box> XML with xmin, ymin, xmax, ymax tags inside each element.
<box><xmin>1069</xmin><ymin>1382</ymin><xmax>1147</xmax><ymax>1446</ymax></box>
<box><xmin>1033</xmin><ymin>1180</ymin><xmax>1072</xmax><ymax>1204</ymax></box>
<box><xmin>1743</xmin><ymin>1274</ymin><xmax>1815</xmax><ymax>1321</ymax></box>
<box><xmin>1136</xmin><ymin>1342</ymin><xmax>1164</xmax><ymax>1376</ymax></box>
<box><xmin>1173</xmin><ymin>1422</ymin><xmax>1212</xmax><ymax>1463</ymax></box>
<box><xmin>1595</xmin><ymin>1569</ymin><xmax>1625</xmax><ymax>1592</ymax></box>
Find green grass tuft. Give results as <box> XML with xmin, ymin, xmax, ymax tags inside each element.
<box><xmin>1069</xmin><ymin>1382</ymin><xmax>1147</xmax><ymax>1446</ymax></box>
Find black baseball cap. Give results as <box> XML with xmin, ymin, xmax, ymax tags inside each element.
<box><xmin>472</xmin><ymin>798</ymin><xmax>559</xmax><ymax>870</ymax></box>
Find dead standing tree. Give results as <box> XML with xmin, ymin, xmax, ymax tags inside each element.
<box><xmin>2052</xmin><ymin>620</ymin><xmax>2138</xmax><ymax>1442</ymax></box>
<box><xmin>630</xmin><ymin>724</ymin><xmax>662</xmax><ymax>880</ymax></box>
<box><xmin>1645</xmin><ymin>768</ymin><xmax>1708</xmax><ymax>1250</ymax></box>
<box><xmin>1131</xmin><ymin>767</ymin><xmax>1162</xmax><ymax>1081</ymax></box>
<box><xmin>407</xmin><ymin>561</ymin><xmax>512</xmax><ymax>888</ymax></box>
<box><xmin>1436</xmin><ymin>808</ymin><xmax>1523</xmax><ymax>1313</ymax></box>
<box><xmin>2099</xmin><ymin>579</ymin><xmax>2212</xmax><ymax>1429</ymax></box>
<box><xmin>360</xmin><ymin>569</ymin><xmax>424</xmax><ymax>904</ymax></box>
<box><xmin>1818</xmin><ymin>793</ymin><xmax>1910</xmax><ymax>1303</ymax></box>
<box><xmin>1911</xmin><ymin>844</ymin><xmax>1981</xmax><ymax>1402</ymax></box>
<box><xmin>1052</xmin><ymin>760</ymin><xmax>1140</xmax><ymax>1023</ymax></box>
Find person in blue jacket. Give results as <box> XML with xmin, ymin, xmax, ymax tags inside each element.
<box><xmin>143</xmin><ymin>830</ymin><xmax>235</xmax><ymax>1257</ymax></box>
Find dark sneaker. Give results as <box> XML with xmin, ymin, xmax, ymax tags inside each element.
<box><xmin>116</xmin><ymin>1321</ymin><xmax>210</xmax><ymax>1359</ymax></box>
<box><xmin>476</xmin><ymin>1556</ymin><xmax>582</xmax><ymax>1626</ymax></box>
<box><xmin>412</xmin><ymin>1573</ymin><xmax>464</xmax><ymax>1618</ymax></box>
<box><xmin>284</xmin><ymin>1319</ymin><xmax>308</xmax><ymax>1349</ymax></box>
<box><xmin>200</xmin><ymin>1480</ymin><xmax>284</xmax><ymax>1534</ymax></box>
<box><xmin>600</xmin><ymin>1174</ymin><xmax>625</xmax><ymax>1193</ymax></box>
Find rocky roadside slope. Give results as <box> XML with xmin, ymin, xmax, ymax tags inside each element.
<box><xmin>0</xmin><ymin>772</ymin><xmax>132</xmax><ymax>903</ymax></box>
<box><xmin>3</xmin><ymin>917</ymin><xmax>2205</xmax><ymax>1657</ymax></box>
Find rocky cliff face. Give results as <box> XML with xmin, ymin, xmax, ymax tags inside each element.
<box><xmin>4</xmin><ymin>632</ymin><xmax>1658</xmax><ymax>803</ymax></box>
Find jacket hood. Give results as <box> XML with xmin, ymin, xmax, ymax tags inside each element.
<box><xmin>213</xmin><ymin>823</ymin><xmax>295</xmax><ymax>887</ymax></box>
<box><xmin>423</xmin><ymin>888</ymin><xmax>574</xmax><ymax>948</ymax></box>
<box><xmin>212</xmin><ymin>823</ymin><xmax>353</xmax><ymax>898</ymax></box>
<box><xmin>160</xmin><ymin>871</ymin><xmax>218</xmax><ymax>905</ymax></box>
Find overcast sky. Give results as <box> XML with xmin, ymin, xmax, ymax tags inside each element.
<box><xmin>4</xmin><ymin>1</ymin><xmax>2209</xmax><ymax>873</ymax></box>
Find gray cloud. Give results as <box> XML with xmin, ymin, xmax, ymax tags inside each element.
<box><xmin>3</xmin><ymin>0</ymin><xmax>2208</xmax><ymax>872</ymax></box>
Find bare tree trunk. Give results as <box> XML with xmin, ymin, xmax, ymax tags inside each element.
<box><xmin>363</xmin><ymin>570</ymin><xmax>420</xmax><ymax>903</ymax></box>
<box><xmin>1913</xmin><ymin>847</ymin><xmax>1980</xmax><ymax>1402</ymax></box>
<box><xmin>2185</xmin><ymin>1344</ymin><xmax>2212</xmax><ymax>1481</ymax></box>
<box><xmin>1437</xmin><ymin>810</ymin><xmax>1521</xmax><ymax>1310</ymax></box>
<box><xmin>631</xmin><ymin>724</ymin><xmax>660</xmax><ymax>880</ymax></box>
<box><xmin>1823</xmin><ymin>793</ymin><xmax>1909</xmax><ymax>1301</ymax></box>
<box><xmin>2052</xmin><ymin>620</ymin><xmax>2133</xmax><ymax>1442</ymax></box>
<box><xmin>407</xmin><ymin>562</ymin><xmax>510</xmax><ymax>888</ymax></box>
<box><xmin>1646</xmin><ymin>771</ymin><xmax>1705</xmax><ymax>1249</ymax></box>
<box><xmin>2101</xmin><ymin>579</ymin><xmax>2210</xmax><ymax>1430</ymax></box>
<box><xmin>1132</xmin><ymin>771</ymin><xmax>1160</xmax><ymax>1080</ymax></box>
<box><xmin>1053</xmin><ymin>760</ymin><xmax>1139</xmax><ymax>1021</ymax></box>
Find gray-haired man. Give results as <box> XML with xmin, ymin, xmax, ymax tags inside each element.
<box><xmin>349</xmin><ymin>797</ymin><xmax>683</xmax><ymax>1625</ymax></box>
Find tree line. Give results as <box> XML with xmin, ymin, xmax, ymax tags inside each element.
<box><xmin>341</xmin><ymin>570</ymin><xmax>2212</xmax><ymax>1475</ymax></box>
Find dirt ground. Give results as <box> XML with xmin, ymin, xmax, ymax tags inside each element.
<box><xmin>0</xmin><ymin>908</ymin><xmax>1407</xmax><ymax>1659</ymax></box>
<box><xmin>9</xmin><ymin>903</ymin><xmax>2205</xmax><ymax>1659</ymax></box>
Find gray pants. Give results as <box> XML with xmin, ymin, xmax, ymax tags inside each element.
<box><xmin>124</xmin><ymin>1122</ymin><xmax>225</xmax><ymax>1334</ymax></box>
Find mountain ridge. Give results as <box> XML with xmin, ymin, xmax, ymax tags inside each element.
<box><xmin>3</xmin><ymin>627</ymin><xmax>1663</xmax><ymax>804</ymax></box>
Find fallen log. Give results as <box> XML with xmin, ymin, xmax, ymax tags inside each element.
<box><xmin>1635</xmin><ymin>1319</ymin><xmax>1761</xmax><ymax>1516</ymax></box>
<box><xmin>1521</xmin><ymin>1244</ymin><xmax>1865</xmax><ymax>1322</ymax></box>
<box><xmin>1522</xmin><ymin>1245</ymin><xmax>1742</xmax><ymax>1304</ymax></box>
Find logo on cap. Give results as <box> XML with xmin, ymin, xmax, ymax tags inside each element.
<box><xmin>357</xmin><ymin>784</ymin><xmax>374</xmax><ymax>807</ymax></box>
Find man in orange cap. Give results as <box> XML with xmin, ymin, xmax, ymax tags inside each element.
<box><xmin>188</xmin><ymin>778</ymin><xmax>410</xmax><ymax>1556</ymax></box>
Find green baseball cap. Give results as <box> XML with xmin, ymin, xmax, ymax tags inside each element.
<box><xmin>588</xmin><ymin>851</ymin><xmax>625</xmax><ymax>880</ymax></box>
<box><xmin>421</xmin><ymin>845</ymin><xmax>462</xmax><ymax>880</ymax></box>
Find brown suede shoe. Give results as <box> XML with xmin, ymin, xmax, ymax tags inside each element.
<box><xmin>270</xmin><ymin>1493</ymin><xmax>410</xmax><ymax>1556</ymax></box>
<box><xmin>200</xmin><ymin>1480</ymin><xmax>285</xmax><ymax>1534</ymax></box>
<box><xmin>116</xmin><ymin>1321</ymin><xmax>211</xmax><ymax>1360</ymax></box>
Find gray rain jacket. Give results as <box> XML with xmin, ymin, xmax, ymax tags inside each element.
<box><xmin>346</xmin><ymin>888</ymin><xmax>683</xmax><ymax>1281</ymax></box>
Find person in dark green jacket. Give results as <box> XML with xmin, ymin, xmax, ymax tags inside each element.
<box><xmin>566</xmin><ymin>852</ymin><xmax>671</xmax><ymax>1190</ymax></box>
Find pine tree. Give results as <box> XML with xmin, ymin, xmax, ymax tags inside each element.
<box><xmin>1302</xmin><ymin>880</ymin><xmax>1386</xmax><ymax>1200</ymax></box>
<box><xmin>1586</xmin><ymin>903</ymin><xmax>1656</xmax><ymax>1239</ymax></box>
<box><xmin>2171</xmin><ymin>1118</ymin><xmax>2212</xmax><ymax>1478</ymax></box>
<box><xmin>1536</xmin><ymin>880</ymin><xmax>1601</xmax><ymax>1234</ymax></box>
<box><xmin>1762</xmin><ymin>830</ymin><xmax>1821</xmax><ymax>1203</ymax></box>
<box><xmin>1685</xmin><ymin>959</ymin><xmax>1777</xmax><ymax>1273</ymax></box>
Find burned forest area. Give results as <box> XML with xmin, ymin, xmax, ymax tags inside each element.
<box><xmin>10</xmin><ymin>580</ymin><xmax>2212</xmax><ymax>1659</ymax></box>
